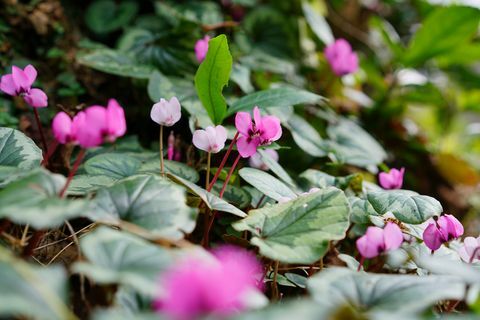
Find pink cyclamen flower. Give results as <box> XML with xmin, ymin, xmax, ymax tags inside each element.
<box><xmin>195</xmin><ymin>35</ymin><xmax>211</xmax><ymax>62</ymax></box>
<box><xmin>378</xmin><ymin>167</ymin><xmax>405</xmax><ymax>189</ymax></box>
<box><xmin>0</xmin><ymin>64</ymin><xmax>48</xmax><ymax>107</ymax></box>
<box><xmin>423</xmin><ymin>214</ymin><xmax>464</xmax><ymax>251</ymax></box>
<box><xmin>324</xmin><ymin>39</ymin><xmax>359</xmax><ymax>76</ymax></box>
<box><xmin>154</xmin><ymin>246</ymin><xmax>263</xmax><ymax>319</ymax></box>
<box><xmin>235</xmin><ymin>106</ymin><xmax>282</xmax><ymax>158</ymax></box>
<box><xmin>249</xmin><ymin>149</ymin><xmax>279</xmax><ymax>171</ymax></box>
<box><xmin>52</xmin><ymin>112</ymin><xmax>75</xmax><ymax>144</ymax></box>
<box><xmin>151</xmin><ymin>97</ymin><xmax>181</xmax><ymax>127</ymax></box>
<box><xmin>105</xmin><ymin>98</ymin><xmax>127</xmax><ymax>142</ymax></box>
<box><xmin>356</xmin><ymin>222</ymin><xmax>404</xmax><ymax>259</ymax></box>
<box><xmin>168</xmin><ymin>131</ymin><xmax>175</xmax><ymax>161</ymax></box>
<box><xmin>459</xmin><ymin>236</ymin><xmax>480</xmax><ymax>263</ymax></box>
<box><xmin>192</xmin><ymin>125</ymin><xmax>227</xmax><ymax>153</ymax></box>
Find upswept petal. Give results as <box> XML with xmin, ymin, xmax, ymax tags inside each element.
<box><xmin>106</xmin><ymin>98</ymin><xmax>126</xmax><ymax>139</ymax></box>
<box><xmin>383</xmin><ymin>222</ymin><xmax>403</xmax><ymax>251</ymax></box>
<box><xmin>52</xmin><ymin>112</ymin><xmax>73</xmax><ymax>144</ymax></box>
<box><xmin>0</xmin><ymin>74</ymin><xmax>17</xmax><ymax>96</ymax></box>
<box><xmin>23</xmin><ymin>65</ymin><xmax>37</xmax><ymax>87</ymax></box>
<box><xmin>259</xmin><ymin>115</ymin><xmax>282</xmax><ymax>142</ymax></box>
<box><xmin>11</xmin><ymin>65</ymin><xmax>30</xmax><ymax>92</ymax></box>
<box><xmin>235</xmin><ymin>111</ymin><xmax>252</xmax><ymax>136</ymax></box>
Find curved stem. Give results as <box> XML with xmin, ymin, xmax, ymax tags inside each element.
<box><xmin>207</xmin><ymin>132</ymin><xmax>239</xmax><ymax>192</ymax></box>
<box><xmin>33</xmin><ymin>108</ymin><xmax>48</xmax><ymax>155</ymax></box>
<box><xmin>160</xmin><ymin>125</ymin><xmax>165</xmax><ymax>176</ymax></box>
<box><xmin>357</xmin><ymin>256</ymin><xmax>365</xmax><ymax>272</ymax></box>
<box><xmin>59</xmin><ymin>149</ymin><xmax>86</xmax><ymax>198</ymax></box>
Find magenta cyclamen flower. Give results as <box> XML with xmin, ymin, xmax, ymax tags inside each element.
<box><xmin>356</xmin><ymin>222</ymin><xmax>404</xmax><ymax>259</ymax></box>
<box><xmin>379</xmin><ymin>168</ymin><xmax>405</xmax><ymax>189</ymax></box>
<box><xmin>154</xmin><ymin>246</ymin><xmax>263</xmax><ymax>319</ymax></box>
<box><xmin>324</xmin><ymin>39</ymin><xmax>359</xmax><ymax>76</ymax></box>
<box><xmin>459</xmin><ymin>236</ymin><xmax>480</xmax><ymax>263</ymax></box>
<box><xmin>192</xmin><ymin>125</ymin><xmax>227</xmax><ymax>153</ymax></box>
<box><xmin>195</xmin><ymin>35</ymin><xmax>211</xmax><ymax>62</ymax></box>
<box><xmin>249</xmin><ymin>149</ymin><xmax>279</xmax><ymax>171</ymax></box>
<box><xmin>235</xmin><ymin>106</ymin><xmax>282</xmax><ymax>158</ymax></box>
<box><xmin>423</xmin><ymin>214</ymin><xmax>464</xmax><ymax>251</ymax></box>
<box><xmin>0</xmin><ymin>65</ymin><xmax>48</xmax><ymax>107</ymax></box>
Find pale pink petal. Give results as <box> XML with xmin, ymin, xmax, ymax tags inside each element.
<box><xmin>23</xmin><ymin>65</ymin><xmax>37</xmax><ymax>87</ymax></box>
<box><xmin>193</xmin><ymin>129</ymin><xmax>211</xmax><ymax>152</ymax></box>
<box><xmin>213</xmin><ymin>125</ymin><xmax>227</xmax><ymax>153</ymax></box>
<box><xmin>0</xmin><ymin>74</ymin><xmax>17</xmax><ymax>96</ymax></box>
<box><xmin>11</xmin><ymin>65</ymin><xmax>30</xmax><ymax>92</ymax></box>
<box><xmin>23</xmin><ymin>88</ymin><xmax>48</xmax><ymax>108</ymax></box>
<box><xmin>459</xmin><ymin>246</ymin><xmax>471</xmax><ymax>262</ymax></box>
<box><xmin>248</xmin><ymin>152</ymin><xmax>266</xmax><ymax>170</ymax></box>
<box><xmin>383</xmin><ymin>222</ymin><xmax>403</xmax><ymax>251</ymax></box>
<box><xmin>463</xmin><ymin>237</ymin><xmax>478</xmax><ymax>257</ymax></box>
<box><xmin>423</xmin><ymin>223</ymin><xmax>443</xmax><ymax>251</ymax></box>
<box><xmin>52</xmin><ymin>112</ymin><xmax>73</xmax><ymax>144</ymax></box>
<box><xmin>237</xmin><ymin>136</ymin><xmax>259</xmax><ymax>158</ymax></box>
<box><xmin>235</xmin><ymin>111</ymin><xmax>252</xmax><ymax>136</ymax></box>
<box><xmin>167</xmin><ymin>97</ymin><xmax>182</xmax><ymax>125</ymax></box>
<box><xmin>265</xmin><ymin>149</ymin><xmax>279</xmax><ymax>162</ymax></box>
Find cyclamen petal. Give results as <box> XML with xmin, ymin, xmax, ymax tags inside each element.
<box><xmin>324</xmin><ymin>38</ymin><xmax>359</xmax><ymax>76</ymax></box>
<box><xmin>52</xmin><ymin>112</ymin><xmax>73</xmax><ymax>144</ymax></box>
<box><xmin>249</xmin><ymin>149</ymin><xmax>279</xmax><ymax>171</ymax></box>
<box><xmin>459</xmin><ymin>236</ymin><xmax>480</xmax><ymax>262</ymax></box>
<box><xmin>235</xmin><ymin>111</ymin><xmax>252</xmax><ymax>136</ymax></box>
<box><xmin>23</xmin><ymin>88</ymin><xmax>48</xmax><ymax>108</ymax></box>
<box><xmin>423</xmin><ymin>223</ymin><xmax>444</xmax><ymax>251</ymax></box>
<box><xmin>356</xmin><ymin>223</ymin><xmax>403</xmax><ymax>259</ymax></box>
<box><xmin>192</xmin><ymin>125</ymin><xmax>227</xmax><ymax>153</ymax></box>
<box><xmin>379</xmin><ymin>168</ymin><xmax>404</xmax><ymax>189</ymax></box>
<box><xmin>383</xmin><ymin>222</ymin><xmax>404</xmax><ymax>251</ymax></box>
<box><xmin>151</xmin><ymin>97</ymin><xmax>181</xmax><ymax>127</ymax></box>
<box><xmin>105</xmin><ymin>98</ymin><xmax>127</xmax><ymax>141</ymax></box>
<box><xmin>12</xmin><ymin>65</ymin><xmax>31</xmax><ymax>92</ymax></box>
<box><xmin>237</xmin><ymin>136</ymin><xmax>259</xmax><ymax>158</ymax></box>
<box><xmin>0</xmin><ymin>74</ymin><xmax>16</xmax><ymax>96</ymax></box>
<box><xmin>195</xmin><ymin>35</ymin><xmax>211</xmax><ymax>62</ymax></box>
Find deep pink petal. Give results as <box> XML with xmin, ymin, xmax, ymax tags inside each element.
<box><xmin>383</xmin><ymin>222</ymin><xmax>403</xmax><ymax>251</ymax></box>
<box><xmin>443</xmin><ymin>214</ymin><xmax>464</xmax><ymax>239</ymax></box>
<box><xmin>356</xmin><ymin>233</ymin><xmax>381</xmax><ymax>259</ymax></box>
<box><xmin>52</xmin><ymin>112</ymin><xmax>73</xmax><ymax>144</ymax></box>
<box><xmin>237</xmin><ymin>136</ymin><xmax>259</xmax><ymax>158</ymax></box>
<box><xmin>423</xmin><ymin>223</ymin><xmax>443</xmax><ymax>251</ymax></box>
<box><xmin>0</xmin><ymin>74</ymin><xmax>16</xmax><ymax>96</ymax></box>
<box><xmin>259</xmin><ymin>115</ymin><xmax>282</xmax><ymax>142</ymax></box>
<box><xmin>106</xmin><ymin>98</ymin><xmax>126</xmax><ymax>140</ymax></box>
<box><xmin>235</xmin><ymin>111</ymin><xmax>252</xmax><ymax>136</ymax></box>
<box><xmin>11</xmin><ymin>65</ymin><xmax>30</xmax><ymax>92</ymax></box>
<box><xmin>195</xmin><ymin>35</ymin><xmax>210</xmax><ymax>63</ymax></box>
<box><xmin>23</xmin><ymin>88</ymin><xmax>48</xmax><ymax>108</ymax></box>
<box><xmin>23</xmin><ymin>65</ymin><xmax>37</xmax><ymax>87</ymax></box>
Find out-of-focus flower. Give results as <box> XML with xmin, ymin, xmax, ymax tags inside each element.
<box><xmin>192</xmin><ymin>125</ymin><xmax>227</xmax><ymax>153</ymax></box>
<box><xmin>195</xmin><ymin>35</ymin><xmax>211</xmax><ymax>62</ymax></box>
<box><xmin>379</xmin><ymin>168</ymin><xmax>405</xmax><ymax>189</ymax></box>
<box><xmin>168</xmin><ymin>131</ymin><xmax>175</xmax><ymax>161</ymax></box>
<box><xmin>324</xmin><ymin>39</ymin><xmax>358</xmax><ymax>76</ymax></box>
<box><xmin>52</xmin><ymin>112</ymin><xmax>75</xmax><ymax>144</ymax></box>
<box><xmin>356</xmin><ymin>222</ymin><xmax>403</xmax><ymax>259</ymax></box>
<box><xmin>249</xmin><ymin>149</ymin><xmax>279</xmax><ymax>170</ymax></box>
<box><xmin>235</xmin><ymin>107</ymin><xmax>282</xmax><ymax>158</ymax></box>
<box><xmin>423</xmin><ymin>214</ymin><xmax>464</xmax><ymax>251</ymax></box>
<box><xmin>0</xmin><ymin>64</ymin><xmax>48</xmax><ymax>107</ymax></box>
<box><xmin>459</xmin><ymin>236</ymin><xmax>480</xmax><ymax>263</ymax></box>
<box><xmin>154</xmin><ymin>246</ymin><xmax>263</xmax><ymax>319</ymax></box>
<box><xmin>105</xmin><ymin>99</ymin><xmax>126</xmax><ymax>142</ymax></box>
<box><xmin>151</xmin><ymin>97</ymin><xmax>181</xmax><ymax>127</ymax></box>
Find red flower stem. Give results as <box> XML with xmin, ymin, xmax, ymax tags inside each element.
<box><xmin>58</xmin><ymin>149</ymin><xmax>86</xmax><ymax>198</ymax></box>
<box><xmin>33</xmin><ymin>108</ymin><xmax>48</xmax><ymax>154</ymax></box>
<box><xmin>357</xmin><ymin>256</ymin><xmax>365</xmax><ymax>271</ymax></box>
<box><xmin>0</xmin><ymin>219</ymin><xmax>11</xmax><ymax>234</ymax></box>
<box><xmin>41</xmin><ymin>140</ymin><xmax>59</xmax><ymax>167</ymax></box>
<box><xmin>469</xmin><ymin>246</ymin><xmax>480</xmax><ymax>263</ymax></box>
<box><xmin>22</xmin><ymin>230</ymin><xmax>45</xmax><ymax>257</ymax></box>
<box><xmin>203</xmin><ymin>152</ymin><xmax>242</xmax><ymax>247</ymax></box>
<box><xmin>207</xmin><ymin>131</ymin><xmax>239</xmax><ymax>192</ymax></box>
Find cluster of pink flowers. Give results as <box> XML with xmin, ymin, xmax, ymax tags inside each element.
<box><xmin>356</xmin><ymin>222</ymin><xmax>404</xmax><ymax>259</ymax></box>
<box><xmin>154</xmin><ymin>246</ymin><xmax>263</xmax><ymax>319</ymax></box>
<box><xmin>0</xmin><ymin>65</ymin><xmax>48</xmax><ymax>107</ymax></box>
<box><xmin>423</xmin><ymin>214</ymin><xmax>463</xmax><ymax>251</ymax></box>
<box><xmin>52</xmin><ymin>99</ymin><xmax>126</xmax><ymax>148</ymax></box>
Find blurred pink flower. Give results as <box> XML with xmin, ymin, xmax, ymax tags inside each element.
<box><xmin>324</xmin><ymin>39</ymin><xmax>359</xmax><ymax>76</ymax></box>
<box><xmin>249</xmin><ymin>149</ymin><xmax>279</xmax><ymax>170</ymax></box>
<box><xmin>52</xmin><ymin>112</ymin><xmax>75</xmax><ymax>144</ymax></box>
<box><xmin>195</xmin><ymin>35</ymin><xmax>211</xmax><ymax>62</ymax></box>
<box><xmin>105</xmin><ymin>99</ymin><xmax>126</xmax><ymax>142</ymax></box>
<box><xmin>378</xmin><ymin>167</ymin><xmax>405</xmax><ymax>189</ymax></box>
<box><xmin>459</xmin><ymin>236</ymin><xmax>480</xmax><ymax>263</ymax></box>
<box><xmin>356</xmin><ymin>222</ymin><xmax>403</xmax><ymax>259</ymax></box>
<box><xmin>0</xmin><ymin>64</ymin><xmax>48</xmax><ymax>107</ymax></box>
<box><xmin>151</xmin><ymin>97</ymin><xmax>181</xmax><ymax>127</ymax></box>
<box><xmin>168</xmin><ymin>131</ymin><xmax>175</xmax><ymax>161</ymax></box>
<box><xmin>423</xmin><ymin>214</ymin><xmax>464</xmax><ymax>251</ymax></box>
<box><xmin>154</xmin><ymin>246</ymin><xmax>263</xmax><ymax>319</ymax></box>
<box><xmin>192</xmin><ymin>125</ymin><xmax>227</xmax><ymax>153</ymax></box>
<box><xmin>235</xmin><ymin>107</ymin><xmax>282</xmax><ymax>158</ymax></box>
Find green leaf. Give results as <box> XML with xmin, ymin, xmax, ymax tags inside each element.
<box><xmin>308</xmin><ymin>267</ymin><xmax>465</xmax><ymax>315</ymax></box>
<box><xmin>0</xmin><ymin>247</ymin><xmax>75</xmax><ymax>320</ymax></box>
<box><xmin>404</xmin><ymin>6</ymin><xmax>480</xmax><ymax>67</ymax></box>
<box><xmin>302</xmin><ymin>1</ymin><xmax>334</xmax><ymax>45</ymax></box>
<box><xmin>349</xmin><ymin>196</ymin><xmax>379</xmax><ymax>224</ymax></box>
<box><xmin>77</xmin><ymin>49</ymin><xmax>154</xmax><ymax>79</ymax></box>
<box><xmin>211</xmin><ymin>182</ymin><xmax>252</xmax><ymax>209</ymax></box>
<box><xmin>239</xmin><ymin>168</ymin><xmax>297</xmax><ymax>201</ymax></box>
<box><xmin>258</xmin><ymin>149</ymin><xmax>295</xmax><ymax>188</ymax></box>
<box><xmin>284</xmin><ymin>113</ymin><xmax>326</xmax><ymax>157</ymax></box>
<box><xmin>168</xmin><ymin>173</ymin><xmax>247</xmax><ymax>217</ymax></box>
<box><xmin>233</xmin><ymin>187</ymin><xmax>350</xmax><ymax>264</ymax></box>
<box><xmin>87</xmin><ymin>175</ymin><xmax>197</xmax><ymax>240</ymax></box>
<box><xmin>194</xmin><ymin>34</ymin><xmax>233</xmax><ymax>124</ymax></box>
<box><xmin>0</xmin><ymin>127</ymin><xmax>42</xmax><ymax>169</ymax></box>
<box><xmin>231</xmin><ymin>63</ymin><xmax>254</xmax><ymax>93</ymax></box>
<box><xmin>0</xmin><ymin>169</ymin><xmax>89</xmax><ymax>229</ymax></box>
<box><xmin>73</xmin><ymin>227</ymin><xmax>173</xmax><ymax>296</ymax></box>
<box><xmin>147</xmin><ymin>70</ymin><xmax>196</xmax><ymax>103</ymax></box>
<box><xmin>227</xmin><ymin>87</ymin><xmax>324</xmax><ymax>116</ymax></box>
<box><xmin>233</xmin><ymin>299</ymin><xmax>328</xmax><ymax>320</ymax></box>
<box><xmin>85</xmin><ymin>0</ymin><xmax>138</xmax><ymax>34</ymax></box>
<box><xmin>139</xmin><ymin>158</ymin><xmax>199</xmax><ymax>183</ymax></box>
<box><xmin>367</xmin><ymin>189</ymin><xmax>443</xmax><ymax>224</ymax></box>
<box><xmin>66</xmin><ymin>174</ymin><xmax>116</xmax><ymax>196</ymax></box>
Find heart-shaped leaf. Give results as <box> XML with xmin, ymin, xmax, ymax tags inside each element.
<box><xmin>0</xmin><ymin>127</ymin><xmax>42</xmax><ymax>169</ymax></box>
<box><xmin>239</xmin><ymin>168</ymin><xmax>297</xmax><ymax>201</ymax></box>
<box><xmin>85</xmin><ymin>0</ymin><xmax>138</xmax><ymax>34</ymax></box>
<box><xmin>87</xmin><ymin>175</ymin><xmax>197</xmax><ymax>240</ymax></box>
<box><xmin>233</xmin><ymin>187</ymin><xmax>350</xmax><ymax>264</ymax></box>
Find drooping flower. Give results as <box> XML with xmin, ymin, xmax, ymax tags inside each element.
<box><xmin>378</xmin><ymin>167</ymin><xmax>405</xmax><ymax>189</ymax></box>
<box><xmin>249</xmin><ymin>149</ymin><xmax>279</xmax><ymax>171</ymax></box>
<box><xmin>0</xmin><ymin>64</ymin><xmax>48</xmax><ymax>107</ymax></box>
<box><xmin>459</xmin><ymin>236</ymin><xmax>480</xmax><ymax>263</ymax></box>
<box><xmin>423</xmin><ymin>214</ymin><xmax>464</xmax><ymax>251</ymax></box>
<box><xmin>324</xmin><ymin>39</ymin><xmax>359</xmax><ymax>76</ymax></box>
<box><xmin>151</xmin><ymin>97</ymin><xmax>182</xmax><ymax>127</ymax></box>
<box><xmin>154</xmin><ymin>246</ymin><xmax>263</xmax><ymax>319</ymax></box>
<box><xmin>195</xmin><ymin>35</ymin><xmax>211</xmax><ymax>63</ymax></box>
<box><xmin>192</xmin><ymin>125</ymin><xmax>228</xmax><ymax>153</ymax></box>
<box><xmin>356</xmin><ymin>222</ymin><xmax>404</xmax><ymax>259</ymax></box>
<box><xmin>235</xmin><ymin>107</ymin><xmax>282</xmax><ymax>158</ymax></box>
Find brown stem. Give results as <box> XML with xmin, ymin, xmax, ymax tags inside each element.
<box><xmin>33</xmin><ymin>108</ymin><xmax>48</xmax><ymax>155</ymax></box>
<box><xmin>58</xmin><ymin>149</ymin><xmax>86</xmax><ymax>198</ymax></box>
<box><xmin>41</xmin><ymin>140</ymin><xmax>59</xmax><ymax>167</ymax></box>
<box><xmin>202</xmin><ymin>21</ymin><xmax>239</xmax><ymax>32</ymax></box>
<box><xmin>272</xmin><ymin>261</ymin><xmax>280</xmax><ymax>301</ymax></box>
<box><xmin>0</xmin><ymin>219</ymin><xmax>11</xmax><ymax>234</ymax></box>
<box><xmin>207</xmin><ymin>132</ymin><xmax>239</xmax><ymax>192</ymax></box>
<box><xmin>357</xmin><ymin>256</ymin><xmax>365</xmax><ymax>271</ymax></box>
<box><xmin>22</xmin><ymin>230</ymin><xmax>45</xmax><ymax>257</ymax></box>
<box><xmin>160</xmin><ymin>125</ymin><xmax>165</xmax><ymax>176</ymax></box>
